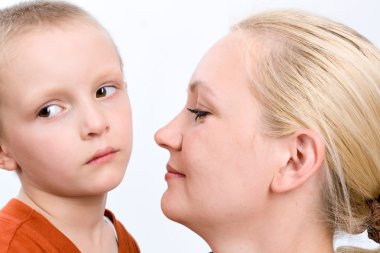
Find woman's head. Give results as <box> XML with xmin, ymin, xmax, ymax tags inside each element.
<box><xmin>155</xmin><ymin>9</ymin><xmax>380</xmax><ymax>247</ymax></box>
<box><xmin>155</xmin><ymin>34</ymin><xmax>286</xmax><ymax>232</ymax></box>
<box><xmin>155</xmin><ymin>22</ymin><xmax>328</xmax><ymax>250</ymax></box>
<box><xmin>232</xmin><ymin>10</ymin><xmax>380</xmax><ymax>238</ymax></box>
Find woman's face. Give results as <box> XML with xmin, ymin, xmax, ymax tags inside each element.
<box><xmin>155</xmin><ymin>34</ymin><xmax>285</xmax><ymax>230</ymax></box>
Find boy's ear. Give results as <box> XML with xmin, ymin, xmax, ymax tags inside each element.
<box><xmin>270</xmin><ymin>129</ymin><xmax>325</xmax><ymax>193</ymax></box>
<box><xmin>0</xmin><ymin>145</ymin><xmax>18</xmax><ymax>171</ymax></box>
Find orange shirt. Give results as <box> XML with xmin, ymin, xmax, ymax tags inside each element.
<box><xmin>0</xmin><ymin>199</ymin><xmax>140</xmax><ymax>253</ymax></box>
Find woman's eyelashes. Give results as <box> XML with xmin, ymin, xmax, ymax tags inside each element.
<box><xmin>187</xmin><ymin>108</ymin><xmax>210</xmax><ymax>122</ymax></box>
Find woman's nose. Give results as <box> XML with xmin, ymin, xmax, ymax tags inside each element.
<box><xmin>154</xmin><ymin>115</ymin><xmax>183</xmax><ymax>152</ymax></box>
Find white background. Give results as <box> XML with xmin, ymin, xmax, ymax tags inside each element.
<box><xmin>0</xmin><ymin>1</ymin><xmax>379</xmax><ymax>252</ymax></box>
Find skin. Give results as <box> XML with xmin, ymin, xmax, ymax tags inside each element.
<box><xmin>0</xmin><ymin>22</ymin><xmax>132</xmax><ymax>253</ymax></box>
<box><xmin>155</xmin><ymin>33</ymin><xmax>333</xmax><ymax>253</ymax></box>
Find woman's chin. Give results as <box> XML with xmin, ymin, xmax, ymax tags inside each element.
<box><xmin>161</xmin><ymin>190</ymin><xmax>187</xmax><ymax>223</ymax></box>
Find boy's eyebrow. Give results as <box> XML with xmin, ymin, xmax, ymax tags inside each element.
<box><xmin>25</xmin><ymin>69</ymin><xmax>124</xmax><ymax>102</ymax></box>
<box><xmin>95</xmin><ymin>69</ymin><xmax>124</xmax><ymax>83</ymax></box>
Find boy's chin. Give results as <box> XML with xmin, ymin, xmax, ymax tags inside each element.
<box><xmin>91</xmin><ymin>175</ymin><xmax>125</xmax><ymax>195</ymax></box>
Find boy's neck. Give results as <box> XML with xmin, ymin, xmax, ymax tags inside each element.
<box><xmin>17</xmin><ymin>188</ymin><xmax>118</xmax><ymax>252</ymax></box>
<box><xmin>17</xmin><ymin>188</ymin><xmax>107</xmax><ymax>230</ymax></box>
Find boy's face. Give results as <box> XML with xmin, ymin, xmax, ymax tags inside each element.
<box><xmin>0</xmin><ymin>23</ymin><xmax>132</xmax><ymax>197</ymax></box>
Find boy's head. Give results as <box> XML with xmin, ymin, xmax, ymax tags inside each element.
<box><xmin>0</xmin><ymin>1</ymin><xmax>132</xmax><ymax>197</ymax></box>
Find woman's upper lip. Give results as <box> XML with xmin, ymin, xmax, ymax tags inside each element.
<box><xmin>86</xmin><ymin>147</ymin><xmax>117</xmax><ymax>164</ymax></box>
<box><xmin>166</xmin><ymin>164</ymin><xmax>185</xmax><ymax>175</ymax></box>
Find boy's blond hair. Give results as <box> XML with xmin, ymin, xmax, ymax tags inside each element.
<box><xmin>0</xmin><ymin>1</ymin><xmax>90</xmax><ymax>57</ymax></box>
<box><xmin>0</xmin><ymin>1</ymin><xmax>120</xmax><ymax>86</ymax></box>
<box><xmin>233</xmin><ymin>10</ymin><xmax>380</xmax><ymax>251</ymax></box>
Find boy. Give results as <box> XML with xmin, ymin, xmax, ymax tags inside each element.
<box><xmin>0</xmin><ymin>1</ymin><xmax>140</xmax><ymax>252</ymax></box>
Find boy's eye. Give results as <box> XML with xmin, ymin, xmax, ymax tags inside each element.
<box><xmin>187</xmin><ymin>108</ymin><xmax>210</xmax><ymax>122</ymax></box>
<box><xmin>96</xmin><ymin>86</ymin><xmax>116</xmax><ymax>98</ymax></box>
<box><xmin>38</xmin><ymin>104</ymin><xmax>64</xmax><ymax>118</ymax></box>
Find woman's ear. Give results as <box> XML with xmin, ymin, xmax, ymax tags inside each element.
<box><xmin>271</xmin><ymin>129</ymin><xmax>325</xmax><ymax>193</ymax></box>
<box><xmin>0</xmin><ymin>145</ymin><xmax>18</xmax><ymax>171</ymax></box>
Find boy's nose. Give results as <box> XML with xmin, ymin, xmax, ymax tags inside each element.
<box><xmin>154</xmin><ymin>115</ymin><xmax>183</xmax><ymax>152</ymax></box>
<box><xmin>80</xmin><ymin>104</ymin><xmax>109</xmax><ymax>139</ymax></box>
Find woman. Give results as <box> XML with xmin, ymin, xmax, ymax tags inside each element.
<box><xmin>155</xmin><ymin>10</ymin><xmax>380</xmax><ymax>253</ymax></box>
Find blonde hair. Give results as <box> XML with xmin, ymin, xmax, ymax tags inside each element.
<box><xmin>233</xmin><ymin>10</ymin><xmax>380</xmax><ymax>250</ymax></box>
<box><xmin>0</xmin><ymin>1</ymin><xmax>96</xmax><ymax>55</ymax></box>
<box><xmin>0</xmin><ymin>0</ymin><xmax>120</xmax><ymax>81</ymax></box>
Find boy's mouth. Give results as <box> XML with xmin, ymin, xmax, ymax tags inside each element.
<box><xmin>86</xmin><ymin>147</ymin><xmax>118</xmax><ymax>165</ymax></box>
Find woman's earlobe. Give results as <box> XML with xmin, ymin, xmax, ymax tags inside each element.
<box><xmin>270</xmin><ymin>129</ymin><xmax>325</xmax><ymax>193</ymax></box>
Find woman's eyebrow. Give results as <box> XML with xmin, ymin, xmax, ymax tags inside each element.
<box><xmin>187</xmin><ymin>80</ymin><xmax>217</xmax><ymax>99</ymax></box>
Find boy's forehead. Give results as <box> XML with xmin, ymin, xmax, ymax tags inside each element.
<box><xmin>1</xmin><ymin>21</ymin><xmax>122</xmax><ymax>85</ymax></box>
<box><xmin>3</xmin><ymin>20</ymin><xmax>121</xmax><ymax>67</ymax></box>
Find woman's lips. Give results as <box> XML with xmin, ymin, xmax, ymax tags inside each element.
<box><xmin>86</xmin><ymin>147</ymin><xmax>118</xmax><ymax>165</ymax></box>
<box><xmin>165</xmin><ymin>164</ymin><xmax>185</xmax><ymax>181</ymax></box>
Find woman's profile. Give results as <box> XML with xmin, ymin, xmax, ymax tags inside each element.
<box><xmin>155</xmin><ymin>10</ymin><xmax>380</xmax><ymax>253</ymax></box>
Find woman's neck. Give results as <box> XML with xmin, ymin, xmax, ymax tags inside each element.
<box><xmin>204</xmin><ymin>215</ymin><xmax>334</xmax><ymax>253</ymax></box>
<box><xmin>198</xmin><ymin>195</ymin><xmax>335</xmax><ymax>253</ymax></box>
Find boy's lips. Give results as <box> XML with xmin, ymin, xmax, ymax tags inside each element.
<box><xmin>86</xmin><ymin>147</ymin><xmax>118</xmax><ymax>165</ymax></box>
<box><xmin>165</xmin><ymin>164</ymin><xmax>185</xmax><ymax>180</ymax></box>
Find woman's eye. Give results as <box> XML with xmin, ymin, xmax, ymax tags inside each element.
<box><xmin>187</xmin><ymin>108</ymin><xmax>210</xmax><ymax>122</ymax></box>
<box><xmin>96</xmin><ymin>86</ymin><xmax>116</xmax><ymax>98</ymax></box>
<box><xmin>38</xmin><ymin>104</ymin><xmax>64</xmax><ymax>118</ymax></box>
